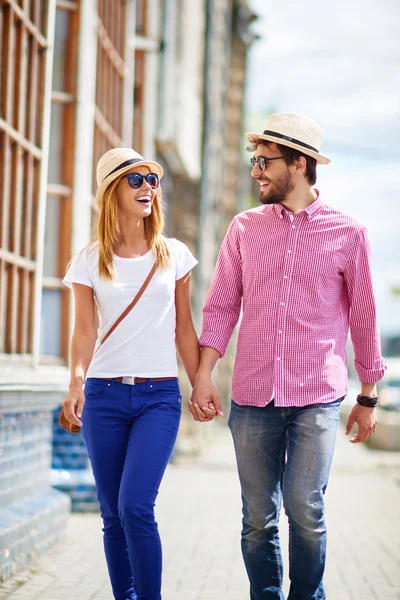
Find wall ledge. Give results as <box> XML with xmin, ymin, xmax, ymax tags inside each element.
<box><xmin>0</xmin><ymin>363</ymin><xmax>70</xmax><ymax>392</ymax></box>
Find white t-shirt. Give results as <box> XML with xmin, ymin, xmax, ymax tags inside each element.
<box><xmin>63</xmin><ymin>238</ymin><xmax>198</xmax><ymax>378</ymax></box>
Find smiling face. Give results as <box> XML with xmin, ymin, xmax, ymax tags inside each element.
<box><xmin>251</xmin><ymin>142</ymin><xmax>295</xmax><ymax>205</ymax></box>
<box><xmin>115</xmin><ymin>165</ymin><xmax>158</xmax><ymax>219</ymax></box>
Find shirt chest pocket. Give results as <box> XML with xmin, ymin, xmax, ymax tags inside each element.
<box><xmin>293</xmin><ymin>247</ymin><xmax>344</xmax><ymax>288</ymax></box>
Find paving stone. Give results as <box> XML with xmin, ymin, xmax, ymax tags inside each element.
<box><xmin>1</xmin><ymin>422</ymin><xmax>399</xmax><ymax>600</ymax></box>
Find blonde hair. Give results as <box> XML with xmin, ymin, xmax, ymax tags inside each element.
<box><xmin>96</xmin><ymin>174</ymin><xmax>171</xmax><ymax>281</ymax></box>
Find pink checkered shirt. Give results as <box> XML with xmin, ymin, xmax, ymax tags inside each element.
<box><xmin>199</xmin><ymin>194</ymin><xmax>387</xmax><ymax>407</ymax></box>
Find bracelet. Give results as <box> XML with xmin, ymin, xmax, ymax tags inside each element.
<box><xmin>357</xmin><ymin>394</ymin><xmax>378</xmax><ymax>408</ymax></box>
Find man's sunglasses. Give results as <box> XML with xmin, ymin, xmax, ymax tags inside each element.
<box><xmin>250</xmin><ymin>156</ymin><xmax>284</xmax><ymax>171</ymax></box>
<box><xmin>122</xmin><ymin>172</ymin><xmax>160</xmax><ymax>189</ymax></box>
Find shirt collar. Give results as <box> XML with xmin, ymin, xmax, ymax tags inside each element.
<box><xmin>272</xmin><ymin>189</ymin><xmax>324</xmax><ymax>221</ymax></box>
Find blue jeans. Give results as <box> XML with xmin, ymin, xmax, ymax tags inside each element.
<box><xmin>228</xmin><ymin>398</ymin><xmax>341</xmax><ymax>600</ymax></box>
<box><xmin>82</xmin><ymin>378</ymin><xmax>182</xmax><ymax>600</ymax></box>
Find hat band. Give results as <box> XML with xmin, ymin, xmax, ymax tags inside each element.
<box><xmin>263</xmin><ymin>130</ymin><xmax>319</xmax><ymax>153</ymax></box>
<box><xmin>102</xmin><ymin>158</ymin><xmax>144</xmax><ymax>183</ymax></box>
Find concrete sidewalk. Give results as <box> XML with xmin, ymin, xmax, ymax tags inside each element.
<box><xmin>1</xmin><ymin>420</ymin><xmax>399</xmax><ymax>600</ymax></box>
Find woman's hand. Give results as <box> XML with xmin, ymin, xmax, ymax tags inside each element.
<box><xmin>188</xmin><ymin>397</ymin><xmax>217</xmax><ymax>422</ymax></box>
<box><xmin>189</xmin><ymin>373</ymin><xmax>223</xmax><ymax>422</ymax></box>
<box><xmin>62</xmin><ymin>386</ymin><xmax>85</xmax><ymax>428</ymax></box>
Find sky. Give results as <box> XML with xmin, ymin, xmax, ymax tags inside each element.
<box><xmin>245</xmin><ymin>0</ymin><xmax>400</xmax><ymax>337</ymax></box>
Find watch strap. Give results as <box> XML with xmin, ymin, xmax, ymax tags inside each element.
<box><xmin>356</xmin><ymin>394</ymin><xmax>378</xmax><ymax>408</ymax></box>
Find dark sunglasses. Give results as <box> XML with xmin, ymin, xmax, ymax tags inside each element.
<box><xmin>122</xmin><ymin>172</ymin><xmax>160</xmax><ymax>189</ymax></box>
<box><xmin>250</xmin><ymin>156</ymin><xmax>284</xmax><ymax>171</ymax></box>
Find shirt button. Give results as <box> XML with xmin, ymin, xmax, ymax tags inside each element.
<box><xmin>280</xmin><ymin>302</ymin><xmax>285</xmax><ymax>306</ymax></box>
<box><xmin>292</xmin><ymin>225</ymin><xmax>296</xmax><ymax>229</ymax></box>
<box><xmin>288</xmin><ymin>249</ymin><xmax>291</xmax><ymax>253</ymax></box>
<box><xmin>278</xmin><ymin>330</ymin><xmax>282</xmax><ymax>334</ymax></box>
<box><xmin>280</xmin><ymin>215</ymin><xmax>283</xmax><ymax>219</ymax></box>
<box><xmin>276</xmin><ymin>357</ymin><xmax>281</xmax><ymax>361</ymax></box>
<box><xmin>284</xmin><ymin>275</ymin><xmax>288</xmax><ymax>279</ymax></box>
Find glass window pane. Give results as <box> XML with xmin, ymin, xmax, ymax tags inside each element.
<box><xmin>48</xmin><ymin>102</ymin><xmax>64</xmax><ymax>184</ymax></box>
<box><xmin>133</xmin><ymin>51</ymin><xmax>145</xmax><ymax>152</ymax></box>
<box><xmin>52</xmin><ymin>9</ymin><xmax>71</xmax><ymax>92</ymax></box>
<box><xmin>136</xmin><ymin>0</ymin><xmax>147</xmax><ymax>33</ymax></box>
<box><xmin>40</xmin><ymin>290</ymin><xmax>61</xmax><ymax>356</ymax></box>
<box><xmin>43</xmin><ymin>195</ymin><xmax>60</xmax><ymax>277</ymax></box>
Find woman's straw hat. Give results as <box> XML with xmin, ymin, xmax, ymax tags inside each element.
<box><xmin>245</xmin><ymin>113</ymin><xmax>330</xmax><ymax>165</ymax></box>
<box><xmin>95</xmin><ymin>148</ymin><xmax>164</xmax><ymax>205</ymax></box>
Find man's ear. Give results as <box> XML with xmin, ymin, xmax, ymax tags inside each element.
<box><xmin>294</xmin><ymin>155</ymin><xmax>307</xmax><ymax>176</ymax></box>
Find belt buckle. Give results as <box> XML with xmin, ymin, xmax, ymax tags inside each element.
<box><xmin>121</xmin><ymin>376</ymin><xmax>136</xmax><ymax>385</ymax></box>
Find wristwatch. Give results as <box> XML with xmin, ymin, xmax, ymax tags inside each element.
<box><xmin>356</xmin><ymin>394</ymin><xmax>378</xmax><ymax>408</ymax></box>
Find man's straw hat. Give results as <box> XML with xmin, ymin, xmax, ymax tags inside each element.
<box><xmin>95</xmin><ymin>148</ymin><xmax>164</xmax><ymax>205</ymax></box>
<box><xmin>245</xmin><ymin>113</ymin><xmax>330</xmax><ymax>165</ymax></box>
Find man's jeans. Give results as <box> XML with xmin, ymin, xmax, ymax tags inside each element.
<box><xmin>228</xmin><ymin>398</ymin><xmax>341</xmax><ymax>600</ymax></box>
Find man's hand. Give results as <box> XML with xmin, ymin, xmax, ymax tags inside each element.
<box><xmin>62</xmin><ymin>387</ymin><xmax>85</xmax><ymax>428</ymax></box>
<box><xmin>189</xmin><ymin>373</ymin><xmax>224</xmax><ymax>423</ymax></box>
<box><xmin>345</xmin><ymin>404</ymin><xmax>377</xmax><ymax>443</ymax></box>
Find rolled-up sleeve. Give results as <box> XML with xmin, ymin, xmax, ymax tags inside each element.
<box><xmin>343</xmin><ymin>227</ymin><xmax>387</xmax><ymax>382</ymax></box>
<box><xmin>199</xmin><ymin>218</ymin><xmax>243</xmax><ymax>357</ymax></box>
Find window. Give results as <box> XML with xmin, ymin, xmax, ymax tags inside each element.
<box><xmin>0</xmin><ymin>2</ymin><xmax>49</xmax><ymax>357</ymax></box>
<box><xmin>92</xmin><ymin>0</ymin><xmax>156</xmax><ymax>211</ymax></box>
<box><xmin>135</xmin><ymin>0</ymin><xmax>147</xmax><ymax>35</ymax></box>
<box><xmin>41</xmin><ymin>0</ymin><xmax>79</xmax><ymax>361</ymax></box>
<box><xmin>133</xmin><ymin>50</ymin><xmax>145</xmax><ymax>152</ymax></box>
<box><xmin>91</xmin><ymin>0</ymin><xmax>130</xmax><ymax>237</ymax></box>
<box><xmin>132</xmin><ymin>0</ymin><xmax>160</xmax><ymax>158</ymax></box>
<box><xmin>93</xmin><ymin>0</ymin><xmax>127</xmax><ymax>193</ymax></box>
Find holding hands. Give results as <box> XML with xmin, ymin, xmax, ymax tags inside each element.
<box><xmin>189</xmin><ymin>372</ymin><xmax>224</xmax><ymax>422</ymax></box>
<box><xmin>188</xmin><ymin>347</ymin><xmax>224</xmax><ymax>423</ymax></box>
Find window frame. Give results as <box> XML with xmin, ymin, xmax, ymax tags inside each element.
<box><xmin>40</xmin><ymin>0</ymin><xmax>80</xmax><ymax>363</ymax></box>
<box><xmin>91</xmin><ymin>0</ymin><xmax>134</xmax><ymax>221</ymax></box>
<box><xmin>132</xmin><ymin>0</ymin><xmax>160</xmax><ymax>159</ymax></box>
<box><xmin>0</xmin><ymin>0</ymin><xmax>56</xmax><ymax>366</ymax></box>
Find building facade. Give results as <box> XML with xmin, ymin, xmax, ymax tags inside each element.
<box><xmin>0</xmin><ymin>0</ymin><xmax>255</xmax><ymax>579</ymax></box>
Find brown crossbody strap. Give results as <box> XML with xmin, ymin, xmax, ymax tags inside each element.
<box><xmin>95</xmin><ymin>262</ymin><xmax>158</xmax><ymax>354</ymax></box>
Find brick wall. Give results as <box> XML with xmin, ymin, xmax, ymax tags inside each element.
<box><xmin>0</xmin><ymin>390</ymin><xmax>70</xmax><ymax>581</ymax></box>
<box><xmin>51</xmin><ymin>410</ymin><xmax>99</xmax><ymax>513</ymax></box>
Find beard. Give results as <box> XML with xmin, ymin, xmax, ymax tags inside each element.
<box><xmin>259</xmin><ymin>169</ymin><xmax>295</xmax><ymax>205</ymax></box>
